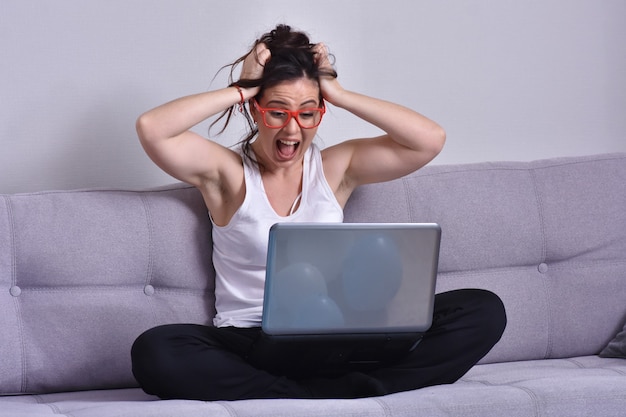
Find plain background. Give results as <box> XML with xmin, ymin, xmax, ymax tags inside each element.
<box><xmin>2</xmin><ymin>0</ymin><xmax>625</xmax><ymax>194</ymax></box>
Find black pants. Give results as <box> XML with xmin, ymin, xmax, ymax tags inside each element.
<box><xmin>131</xmin><ymin>289</ymin><xmax>506</xmax><ymax>400</ymax></box>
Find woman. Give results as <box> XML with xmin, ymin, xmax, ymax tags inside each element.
<box><xmin>131</xmin><ymin>24</ymin><xmax>506</xmax><ymax>400</ymax></box>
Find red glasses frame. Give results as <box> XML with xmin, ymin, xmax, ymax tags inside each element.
<box><xmin>252</xmin><ymin>99</ymin><xmax>326</xmax><ymax>129</ymax></box>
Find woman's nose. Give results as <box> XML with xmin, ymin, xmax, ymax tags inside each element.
<box><xmin>283</xmin><ymin>115</ymin><xmax>301</xmax><ymax>132</ymax></box>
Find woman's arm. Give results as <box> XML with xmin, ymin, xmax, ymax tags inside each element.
<box><xmin>316</xmin><ymin>44</ymin><xmax>446</xmax><ymax>195</ymax></box>
<box><xmin>136</xmin><ymin>86</ymin><xmax>254</xmax><ymax>187</ymax></box>
<box><xmin>136</xmin><ymin>44</ymin><xmax>269</xmax><ymax>188</ymax></box>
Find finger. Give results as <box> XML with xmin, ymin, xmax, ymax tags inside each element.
<box><xmin>240</xmin><ymin>43</ymin><xmax>270</xmax><ymax>80</ymax></box>
<box><xmin>313</xmin><ymin>43</ymin><xmax>332</xmax><ymax>70</ymax></box>
<box><xmin>312</xmin><ymin>43</ymin><xmax>327</xmax><ymax>61</ymax></box>
<box><xmin>254</xmin><ymin>43</ymin><xmax>271</xmax><ymax>66</ymax></box>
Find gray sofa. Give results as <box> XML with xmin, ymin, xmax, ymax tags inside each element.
<box><xmin>1</xmin><ymin>152</ymin><xmax>625</xmax><ymax>417</ymax></box>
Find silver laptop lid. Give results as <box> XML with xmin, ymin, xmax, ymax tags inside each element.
<box><xmin>262</xmin><ymin>223</ymin><xmax>441</xmax><ymax>336</ymax></box>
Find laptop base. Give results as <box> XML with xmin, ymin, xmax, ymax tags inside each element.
<box><xmin>248</xmin><ymin>332</ymin><xmax>423</xmax><ymax>378</ymax></box>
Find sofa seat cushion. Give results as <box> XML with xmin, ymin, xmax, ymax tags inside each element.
<box><xmin>1</xmin><ymin>356</ymin><xmax>625</xmax><ymax>417</ymax></box>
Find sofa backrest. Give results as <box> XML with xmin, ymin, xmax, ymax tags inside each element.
<box><xmin>0</xmin><ymin>186</ymin><xmax>214</xmax><ymax>394</ymax></box>
<box><xmin>344</xmin><ymin>152</ymin><xmax>626</xmax><ymax>364</ymax></box>
<box><xmin>1</xmin><ymin>153</ymin><xmax>625</xmax><ymax>394</ymax></box>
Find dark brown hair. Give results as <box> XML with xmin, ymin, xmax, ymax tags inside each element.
<box><xmin>210</xmin><ymin>24</ymin><xmax>337</xmax><ymax>162</ymax></box>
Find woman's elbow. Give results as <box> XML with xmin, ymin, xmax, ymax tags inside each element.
<box><xmin>136</xmin><ymin>112</ymin><xmax>158</xmax><ymax>145</ymax></box>
<box><xmin>427</xmin><ymin>125</ymin><xmax>446</xmax><ymax>158</ymax></box>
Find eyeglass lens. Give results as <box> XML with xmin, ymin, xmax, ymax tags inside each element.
<box><xmin>263</xmin><ymin>109</ymin><xmax>322</xmax><ymax>129</ymax></box>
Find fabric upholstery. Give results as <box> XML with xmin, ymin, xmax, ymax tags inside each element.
<box><xmin>1</xmin><ymin>153</ymin><xmax>625</xmax><ymax>416</ymax></box>
<box><xmin>0</xmin><ymin>186</ymin><xmax>214</xmax><ymax>394</ymax></box>
<box><xmin>344</xmin><ymin>153</ymin><xmax>626</xmax><ymax>363</ymax></box>
<box><xmin>2</xmin><ymin>357</ymin><xmax>625</xmax><ymax>417</ymax></box>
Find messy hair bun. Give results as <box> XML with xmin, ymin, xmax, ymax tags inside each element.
<box><xmin>254</xmin><ymin>25</ymin><xmax>336</xmax><ymax>98</ymax></box>
<box><xmin>261</xmin><ymin>24</ymin><xmax>313</xmax><ymax>52</ymax></box>
<box><xmin>210</xmin><ymin>24</ymin><xmax>337</xmax><ymax>153</ymax></box>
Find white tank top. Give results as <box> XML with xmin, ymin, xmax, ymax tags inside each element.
<box><xmin>211</xmin><ymin>144</ymin><xmax>344</xmax><ymax>328</ymax></box>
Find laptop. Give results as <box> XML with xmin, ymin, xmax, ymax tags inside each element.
<box><xmin>249</xmin><ymin>222</ymin><xmax>441</xmax><ymax>377</ymax></box>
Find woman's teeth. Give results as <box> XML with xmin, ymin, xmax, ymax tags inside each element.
<box><xmin>277</xmin><ymin>139</ymin><xmax>299</xmax><ymax>158</ymax></box>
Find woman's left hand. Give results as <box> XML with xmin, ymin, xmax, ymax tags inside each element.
<box><xmin>313</xmin><ymin>43</ymin><xmax>344</xmax><ymax>105</ymax></box>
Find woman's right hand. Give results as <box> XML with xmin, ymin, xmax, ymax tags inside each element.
<box><xmin>239</xmin><ymin>42</ymin><xmax>271</xmax><ymax>82</ymax></box>
<box><xmin>135</xmin><ymin>43</ymin><xmax>272</xmax><ymax>192</ymax></box>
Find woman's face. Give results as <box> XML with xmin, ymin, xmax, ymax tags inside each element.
<box><xmin>250</xmin><ymin>77</ymin><xmax>322</xmax><ymax>171</ymax></box>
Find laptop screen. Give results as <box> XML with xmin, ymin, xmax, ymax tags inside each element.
<box><xmin>262</xmin><ymin>223</ymin><xmax>441</xmax><ymax>336</ymax></box>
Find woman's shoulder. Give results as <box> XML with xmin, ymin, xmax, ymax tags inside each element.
<box><xmin>320</xmin><ymin>140</ymin><xmax>354</xmax><ymax>175</ymax></box>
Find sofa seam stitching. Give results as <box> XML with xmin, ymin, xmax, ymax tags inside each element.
<box><xmin>4</xmin><ymin>195</ymin><xmax>28</xmax><ymax>394</ymax></box>
<box><xmin>403</xmin><ymin>153</ymin><xmax>626</xmax><ymax>180</ymax></box>
<box><xmin>372</xmin><ymin>397</ymin><xmax>393</xmax><ymax>417</ymax></box>
<box><xmin>401</xmin><ymin>177</ymin><xmax>415</xmax><ymax>223</ymax></box>
<box><xmin>140</xmin><ymin>194</ymin><xmax>158</xmax><ymax>325</ymax></box>
<box><xmin>529</xmin><ymin>153</ymin><xmax>626</xmax><ymax>170</ymax></box>
<box><xmin>528</xmin><ymin>169</ymin><xmax>548</xmax><ymax>266</ymax></box>
<box><xmin>540</xmin><ymin>260</ymin><xmax>626</xmax><ymax>270</ymax></box>
<box><xmin>606</xmin><ymin>367</ymin><xmax>626</xmax><ymax>376</ymax></box>
<box><xmin>0</xmin><ymin>183</ymin><xmax>194</xmax><ymax>198</ymax></box>
<box><xmin>11</xmin><ymin>286</ymin><xmax>210</xmax><ymax>294</ymax></box>
<box><xmin>514</xmin><ymin>385</ymin><xmax>541</xmax><ymax>417</ymax></box>
<box><xmin>33</xmin><ymin>394</ymin><xmax>74</xmax><ymax>416</ymax></box>
<box><xmin>439</xmin><ymin>259</ymin><xmax>626</xmax><ymax>278</ymax></box>
<box><xmin>529</xmin><ymin>168</ymin><xmax>553</xmax><ymax>360</ymax></box>
<box><xmin>564</xmin><ymin>357</ymin><xmax>586</xmax><ymax>368</ymax></box>
<box><xmin>567</xmin><ymin>357</ymin><xmax>626</xmax><ymax>376</ymax></box>
<box><xmin>215</xmin><ymin>401</ymin><xmax>238</xmax><ymax>417</ymax></box>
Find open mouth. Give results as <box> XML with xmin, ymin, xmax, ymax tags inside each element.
<box><xmin>276</xmin><ymin>139</ymin><xmax>300</xmax><ymax>159</ymax></box>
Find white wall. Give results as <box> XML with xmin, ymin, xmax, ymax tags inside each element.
<box><xmin>2</xmin><ymin>0</ymin><xmax>625</xmax><ymax>194</ymax></box>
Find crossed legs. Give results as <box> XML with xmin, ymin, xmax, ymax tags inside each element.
<box><xmin>131</xmin><ymin>289</ymin><xmax>506</xmax><ymax>400</ymax></box>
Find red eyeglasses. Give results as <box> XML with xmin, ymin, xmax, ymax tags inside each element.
<box><xmin>252</xmin><ymin>99</ymin><xmax>326</xmax><ymax>129</ymax></box>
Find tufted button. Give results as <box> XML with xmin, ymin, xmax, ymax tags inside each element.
<box><xmin>10</xmin><ymin>286</ymin><xmax>21</xmax><ymax>297</ymax></box>
<box><xmin>144</xmin><ymin>284</ymin><xmax>155</xmax><ymax>296</ymax></box>
<box><xmin>538</xmin><ymin>263</ymin><xmax>549</xmax><ymax>273</ymax></box>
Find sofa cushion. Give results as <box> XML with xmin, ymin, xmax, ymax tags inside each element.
<box><xmin>1</xmin><ymin>356</ymin><xmax>625</xmax><ymax>417</ymax></box>
<box><xmin>0</xmin><ymin>186</ymin><xmax>215</xmax><ymax>394</ymax></box>
<box><xmin>2</xmin><ymin>153</ymin><xmax>625</xmax><ymax>396</ymax></box>
<box><xmin>345</xmin><ymin>153</ymin><xmax>626</xmax><ymax>364</ymax></box>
